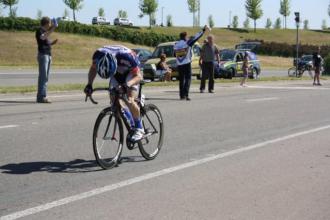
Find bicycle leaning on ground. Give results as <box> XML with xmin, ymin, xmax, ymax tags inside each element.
<box><xmin>85</xmin><ymin>80</ymin><xmax>164</xmax><ymax>169</ymax></box>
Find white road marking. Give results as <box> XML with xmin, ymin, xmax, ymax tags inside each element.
<box><xmin>246</xmin><ymin>97</ymin><xmax>279</xmax><ymax>102</ymax></box>
<box><xmin>248</xmin><ymin>85</ymin><xmax>330</xmax><ymax>90</ymax></box>
<box><xmin>1</xmin><ymin>124</ymin><xmax>330</xmax><ymax>220</ymax></box>
<box><xmin>0</xmin><ymin>93</ymin><xmax>105</xmax><ymax>102</ymax></box>
<box><xmin>0</xmin><ymin>125</ymin><xmax>19</xmax><ymax>129</ymax></box>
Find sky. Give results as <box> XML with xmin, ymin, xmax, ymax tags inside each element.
<box><xmin>1</xmin><ymin>0</ymin><xmax>329</xmax><ymax>29</ymax></box>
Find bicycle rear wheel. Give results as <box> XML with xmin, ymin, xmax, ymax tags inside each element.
<box><xmin>93</xmin><ymin>108</ymin><xmax>124</xmax><ymax>169</ymax></box>
<box><xmin>138</xmin><ymin>104</ymin><xmax>164</xmax><ymax>160</ymax></box>
<box><xmin>288</xmin><ymin>67</ymin><xmax>298</xmax><ymax>77</ymax></box>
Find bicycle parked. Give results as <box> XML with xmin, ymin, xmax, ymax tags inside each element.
<box><xmin>85</xmin><ymin>80</ymin><xmax>164</xmax><ymax>169</ymax></box>
<box><xmin>288</xmin><ymin>55</ymin><xmax>314</xmax><ymax>78</ymax></box>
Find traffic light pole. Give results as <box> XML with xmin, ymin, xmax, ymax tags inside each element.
<box><xmin>295</xmin><ymin>12</ymin><xmax>300</xmax><ymax>77</ymax></box>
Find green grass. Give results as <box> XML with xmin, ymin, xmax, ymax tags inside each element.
<box><xmin>1</xmin><ymin>76</ymin><xmax>328</xmax><ymax>94</ymax></box>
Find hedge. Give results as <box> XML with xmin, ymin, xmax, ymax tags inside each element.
<box><xmin>246</xmin><ymin>39</ymin><xmax>330</xmax><ymax>58</ymax></box>
<box><xmin>0</xmin><ymin>17</ymin><xmax>178</xmax><ymax>47</ymax></box>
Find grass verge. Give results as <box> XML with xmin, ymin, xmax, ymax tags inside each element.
<box><xmin>1</xmin><ymin>76</ymin><xmax>328</xmax><ymax>94</ymax></box>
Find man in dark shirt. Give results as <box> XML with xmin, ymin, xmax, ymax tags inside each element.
<box><xmin>199</xmin><ymin>35</ymin><xmax>220</xmax><ymax>93</ymax></box>
<box><xmin>313</xmin><ymin>47</ymin><xmax>322</xmax><ymax>86</ymax></box>
<box><xmin>36</xmin><ymin>17</ymin><xmax>58</xmax><ymax>103</ymax></box>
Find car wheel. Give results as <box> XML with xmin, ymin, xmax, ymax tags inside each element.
<box><xmin>227</xmin><ymin>68</ymin><xmax>235</xmax><ymax>79</ymax></box>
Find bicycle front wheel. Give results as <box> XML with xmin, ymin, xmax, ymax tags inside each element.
<box><xmin>138</xmin><ymin>104</ymin><xmax>164</xmax><ymax>160</ymax></box>
<box><xmin>93</xmin><ymin>108</ymin><xmax>124</xmax><ymax>169</ymax></box>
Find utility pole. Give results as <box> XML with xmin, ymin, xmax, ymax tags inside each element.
<box><xmin>161</xmin><ymin>7</ymin><xmax>164</xmax><ymax>27</ymax></box>
<box><xmin>229</xmin><ymin>10</ymin><xmax>232</xmax><ymax>28</ymax></box>
<box><xmin>198</xmin><ymin>0</ymin><xmax>200</xmax><ymax>27</ymax></box>
<box><xmin>294</xmin><ymin>12</ymin><xmax>300</xmax><ymax>77</ymax></box>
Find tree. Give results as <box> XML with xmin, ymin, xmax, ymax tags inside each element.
<box><xmin>265</xmin><ymin>18</ymin><xmax>272</xmax><ymax>29</ymax></box>
<box><xmin>98</xmin><ymin>7</ymin><xmax>105</xmax><ymax>17</ymax></box>
<box><xmin>118</xmin><ymin>10</ymin><xmax>128</xmax><ymax>18</ymax></box>
<box><xmin>63</xmin><ymin>8</ymin><xmax>70</xmax><ymax>18</ymax></box>
<box><xmin>0</xmin><ymin>0</ymin><xmax>19</xmax><ymax>17</ymax></box>
<box><xmin>139</xmin><ymin>0</ymin><xmax>158</xmax><ymax>28</ymax></box>
<box><xmin>166</xmin><ymin>14</ymin><xmax>173</xmax><ymax>27</ymax></box>
<box><xmin>245</xmin><ymin>0</ymin><xmax>263</xmax><ymax>32</ymax></box>
<box><xmin>303</xmin><ymin>19</ymin><xmax>309</xmax><ymax>30</ymax></box>
<box><xmin>36</xmin><ymin>9</ymin><xmax>42</xmax><ymax>19</ymax></box>
<box><xmin>63</xmin><ymin>0</ymin><xmax>83</xmax><ymax>22</ymax></box>
<box><xmin>208</xmin><ymin>15</ymin><xmax>214</xmax><ymax>28</ymax></box>
<box><xmin>274</xmin><ymin>17</ymin><xmax>282</xmax><ymax>29</ymax></box>
<box><xmin>279</xmin><ymin>0</ymin><xmax>290</xmax><ymax>29</ymax></box>
<box><xmin>243</xmin><ymin>18</ymin><xmax>250</xmax><ymax>29</ymax></box>
<box><xmin>232</xmin><ymin>15</ymin><xmax>239</xmax><ymax>29</ymax></box>
<box><xmin>187</xmin><ymin>0</ymin><xmax>199</xmax><ymax>27</ymax></box>
<box><xmin>322</xmin><ymin>19</ymin><xmax>327</xmax><ymax>30</ymax></box>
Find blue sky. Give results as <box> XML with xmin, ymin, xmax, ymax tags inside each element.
<box><xmin>1</xmin><ymin>0</ymin><xmax>329</xmax><ymax>29</ymax></box>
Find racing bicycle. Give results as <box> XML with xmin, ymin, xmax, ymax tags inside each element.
<box><xmin>85</xmin><ymin>80</ymin><xmax>164</xmax><ymax>169</ymax></box>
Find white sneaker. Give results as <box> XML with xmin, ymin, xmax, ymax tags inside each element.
<box><xmin>131</xmin><ymin>128</ymin><xmax>145</xmax><ymax>142</ymax></box>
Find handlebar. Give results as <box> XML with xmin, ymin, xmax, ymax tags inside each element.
<box><xmin>85</xmin><ymin>80</ymin><xmax>151</xmax><ymax>105</ymax></box>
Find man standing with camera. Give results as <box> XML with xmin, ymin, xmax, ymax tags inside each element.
<box><xmin>35</xmin><ymin>17</ymin><xmax>58</xmax><ymax>103</ymax></box>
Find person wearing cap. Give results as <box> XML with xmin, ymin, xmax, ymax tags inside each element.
<box><xmin>35</xmin><ymin>17</ymin><xmax>58</xmax><ymax>103</ymax></box>
<box><xmin>199</xmin><ymin>35</ymin><xmax>220</xmax><ymax>93</ymax></box>
<box><xmin>174</xmin><ymin>25</ymin><xmax>209</xmax><ymax>101</ymax></box>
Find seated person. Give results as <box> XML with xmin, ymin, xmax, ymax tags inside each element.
<box><xmin>156</xmin><ymin>54</ymin><xmax>172</xmax><ymax>82</ymax></box>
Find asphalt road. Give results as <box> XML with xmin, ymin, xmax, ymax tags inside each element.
<box><xmin>0</xmin><ymin>69</ymin><xmax>287</xmax><ymax>86</ymax></box>
<box><xmin>1</xmin><ymin>81</ymin><xmax>330</xmax><ymax>220</ymax></box>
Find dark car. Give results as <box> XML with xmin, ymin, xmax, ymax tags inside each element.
<box><xmin>132</xmin><ymin>48</ymin><xmax>152</xmax><ymax>69</ymax></box>
<box><xmin>214</xmin><ymin>49</ymin><xmax>261</xmax><ymax>79</ymax></box>
<box><xmin>294</xmin><ymin>55</ymin><xmax>314</xmax><ymax>70</ymax></box>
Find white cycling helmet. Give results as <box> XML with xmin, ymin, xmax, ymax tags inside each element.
<box><xmin>96</xmin><ymin>53</ymin><xmax>117</xmax><ymax>79</ymax></box>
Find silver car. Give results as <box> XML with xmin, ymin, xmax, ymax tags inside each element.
<box><xmin>114</xmin><ymin>18</ymin><xmax>133</xmax><ymax>26</ymax></box>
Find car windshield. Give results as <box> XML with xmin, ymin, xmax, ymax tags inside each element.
<box><xmin>220</xmin><ymin>50</ymin><xmax>236</xmax><ymax>61</ymax></box>
<box><xmin>152</xmin><ymin>45</ymin><xmax>174</xmax><ymax>58</ymax></box>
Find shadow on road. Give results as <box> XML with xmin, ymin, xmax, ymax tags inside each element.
<box><xmin>0</xmin><ymin>159</ymin><xmax>101</xmax><ymax>174</ymax></box>
<box><xmin>0</xmin><ymin>156</ymin><xmax>147</xmax><ymax>174</ymax></box>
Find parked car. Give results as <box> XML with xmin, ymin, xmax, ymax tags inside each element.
<box><xmin>143</xmin><ymin>42</ymin><xmax>201</xmax><ymax>81</ymax></box>
<box><xmin>132</xmin><ymin>48</ymin><xmax>153</xmax><ymax>69</ymax></box>
<box><xmin>57</xmin><ymin>16</ymin><xmax>70</xmax><ymax>22</ymax></box>
<box><xmin>294</xmin><ymin>54</ymin><xmax>314</xmax><ymax>70</ymax></box>
<box><xmin>92</xmin><ymin>17</ymin><xmax>110</xmax><ymax>25</ymax></box>
<box><xmin>214</xmin><ymin>49</ymin><xmax>261</xmax><ymax>79</ymax></box>
<box><xmin>114</xmin><ymin>18</ymin><xmax>133</xmax><ymax>26</ymax></box>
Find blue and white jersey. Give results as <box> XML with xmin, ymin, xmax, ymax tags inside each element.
<box><xmin>174</xmin><ymin>30</ymin><xmax>204</xmax><ymax>66</ymax></box>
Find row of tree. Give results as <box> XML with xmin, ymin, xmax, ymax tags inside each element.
<box><xmin>0</xmin><ymin>0</ymin><xmax>329</xmax><ymax>31</ymax></box>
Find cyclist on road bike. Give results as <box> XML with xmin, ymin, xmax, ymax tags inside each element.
<box><xmin>84</xmin><ymin>45</ymin><xmax>144</xmax><ymax>141</ymax></box>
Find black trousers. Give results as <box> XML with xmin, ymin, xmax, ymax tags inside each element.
<box><xmin>178</xmin><ymin>63</ymin><xmax>192</xmax><ymax>98</ymax></box>
<box><xmin>200</xmin><ymin>62</ymin><xmax>214</xmax><ymax>91</ymax></box>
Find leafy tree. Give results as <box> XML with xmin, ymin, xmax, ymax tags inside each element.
<box><xmin>265</xmin><ymin>18</ymin><xmax>272</xmax><ymax>29</ymax></box>
<box><xmin>63</xmin><ymin>8</ymin><xmax>70</xmax><ymax>18</ymax></box>
<box><xmin>166</xmin><ymin>14</ymin><xmax>173</xmax><ymax>27</ymax></box>
<box><xmin>322</xmin><ymin>19</ymin><xmax>327</xmax><ymax>30</ymax></box>
<box><xmin>98</xmin><ymin>7</ymin><xmax>105</xmax><ymax>17</ymax></box>
<box><xmin>139</xmin><ymin>0</ymin><xmax>158</xmax><ymax>28</ymax></box>
<box><xmin>187</xmin><ymin>0</ymin><xmax>199</xmax><ymax>27</ymax></box>
<box><xmin>63</xmin><ymin>0</ymin><xmax>83</xmax><ymax>22</ymax></box>
<box><xmin>279</xmin><ymin>0</ymin><xmax>290</xmax><ymax>29</ymax></box>
<box><xmin>303</xmin><ymin>19</ymin><xmax>309</xmax><ymax>30</ymax></box>
<box><xmin>243</xmin><ymin>18</ymin><xmax>250</xmax><ymax>29</ymax></box>
<box><xmin>232</xmin><ymin>15</ymin><xmax>239</xmax><ymax>29</ymax></box>
<box><xmin>0</xmin><ymin>0</ymin><xmax>19</xmax><ymax>17</ymax></box>
<box><xmin>118</xmin><ymin>10</ymin><xmax>128</xmax><ymax>18</ymax></box>
<box><xmin>245</xmin><ymin>0</ymin><xmax>263</xmax><ymax>32</ymax></box>
<box><xmin>274</xmin><ymin>17</ymin><xmax>282</xmax><ymax>29</ymax></box>
<box><xmin>208</xmin><ymin>15</ymin><xmax>214</xmax><ymax>28</ymax></box>
<box><xmin>36</xmin><ymin>9</ymin><xmax>42</xmax><ymax>19</ymax></box>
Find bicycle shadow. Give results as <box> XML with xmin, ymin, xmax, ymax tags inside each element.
<box><xmin>0</xmin><ymin>156</ymin><xmax>147</xmax><ymax>174</ymax></box>
<box><xmin>0</xmin><ymin>159</ymin><xmax>101</xmax><ymax>174</ymax></box>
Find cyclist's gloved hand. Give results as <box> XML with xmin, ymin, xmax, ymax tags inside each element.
<box><xmin>84</xmin><ymin>84</ymin><xmax>93</xmax><ymax>96</ymax></box>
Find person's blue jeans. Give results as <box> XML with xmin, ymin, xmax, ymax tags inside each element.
<box><xmin>37</xmin><ymin>53</ymin><xmax>52</xmax><ymax>101</ymax></box>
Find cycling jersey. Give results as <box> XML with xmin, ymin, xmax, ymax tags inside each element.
<box><xmin>174</xmin><ymin>30</ymin><xmax>204</xmax><ymax>66</ymax></box>
<box><xmin>95</xmin><ymin>45</ymin><xmax>140</xmax><ymax>84</ymax></box>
